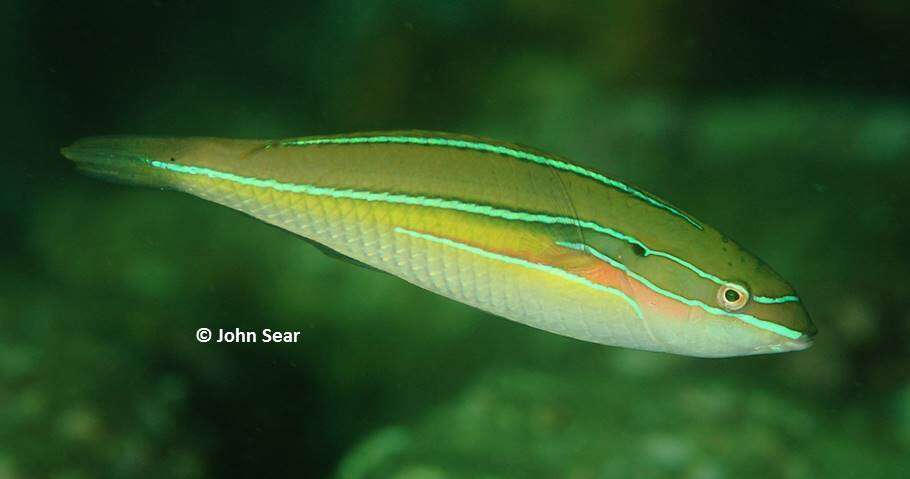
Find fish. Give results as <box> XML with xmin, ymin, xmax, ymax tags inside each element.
<box><xmin>61</xmin><ymin>131</ymin><xmax>817</xmax><ymax>357</ymax></box>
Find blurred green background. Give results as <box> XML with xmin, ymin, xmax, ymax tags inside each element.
<box><xmin>3</xmin><ymin>1</ymin><xmax>910</xmax><ymax>477</ymax></box>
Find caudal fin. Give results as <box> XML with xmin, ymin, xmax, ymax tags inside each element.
<box><xmin>61</xmin><ymin>136</ymin><xmax>182</xmax><ymax>188</ymax></box>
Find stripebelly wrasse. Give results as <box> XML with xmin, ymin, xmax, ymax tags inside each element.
<box><xmin>61</xmin><ymin>131</ymin><xmax>817</xmax><ymax>357</ymax></box>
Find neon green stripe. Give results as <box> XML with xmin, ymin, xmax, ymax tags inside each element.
<box><xmin>556</xmin><ymin>241</ymin><xmax>803</xmax><ymax>340</ymax></box>
<box><xmin>147</xmin><ymin>160</ymin><xmax>796</xmax><ymax>305</ymax></box>
<box><xmin>393</xmin><ymin>227</ymin><xmax>644</xmax><ymax>320</ymax></box>
<box><xmin>753</xmin><ymin>295</ymin><xmax>800</xmax><ymax>304</ymax></box>
<box><xmin>279</xmin><ymin>134</ymin><xmax>704</xmax><ymax>230</ymax></box>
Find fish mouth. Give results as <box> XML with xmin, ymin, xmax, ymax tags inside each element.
<box><xmin>752</xmin><ymin>333</ymin><xmax>815</xmax><ymax>355</ymax></box>
<box><xmin>790</xmin><ymin>333</ymin><xmax>815</xmax><ymax>350</ymax></box>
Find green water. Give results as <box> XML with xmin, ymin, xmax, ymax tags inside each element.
<box><xmin>4</xmin><ymin>1</ymin><xmax>909</xmax><ymax>477</ymax></box>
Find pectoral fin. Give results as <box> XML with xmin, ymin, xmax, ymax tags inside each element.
<box><xmin>299</xmin><ymin>236</ymin><xmax>386</xmax><ymax>274</ymax></box>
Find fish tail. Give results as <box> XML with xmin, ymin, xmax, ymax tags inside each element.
<box><xmin>61</xmin><ymin>135</ymin><xmax>187</xmax><ymax>188</ymax></box>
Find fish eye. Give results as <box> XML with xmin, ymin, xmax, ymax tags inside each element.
<box><xmin>717</xmin><ymin>283</ymin><xmax>749</xmax><ymax>311</ymax></box>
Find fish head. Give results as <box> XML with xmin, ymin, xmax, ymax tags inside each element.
<box><xmin>603</xmin><ymin>219</ymin><xmax>817</xmax><ymax>357</ymax></box>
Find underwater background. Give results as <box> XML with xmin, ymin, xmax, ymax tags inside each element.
<box><xmin>4</xmin><ymin>1</ymin><xmax>910</xmax><ymax>477</ymax></box>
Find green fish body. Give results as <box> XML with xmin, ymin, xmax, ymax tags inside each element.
<box><xmin>62</xmin><ymin>131</ymin><xmax>816</xmax><ymax>357</ymax></box>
